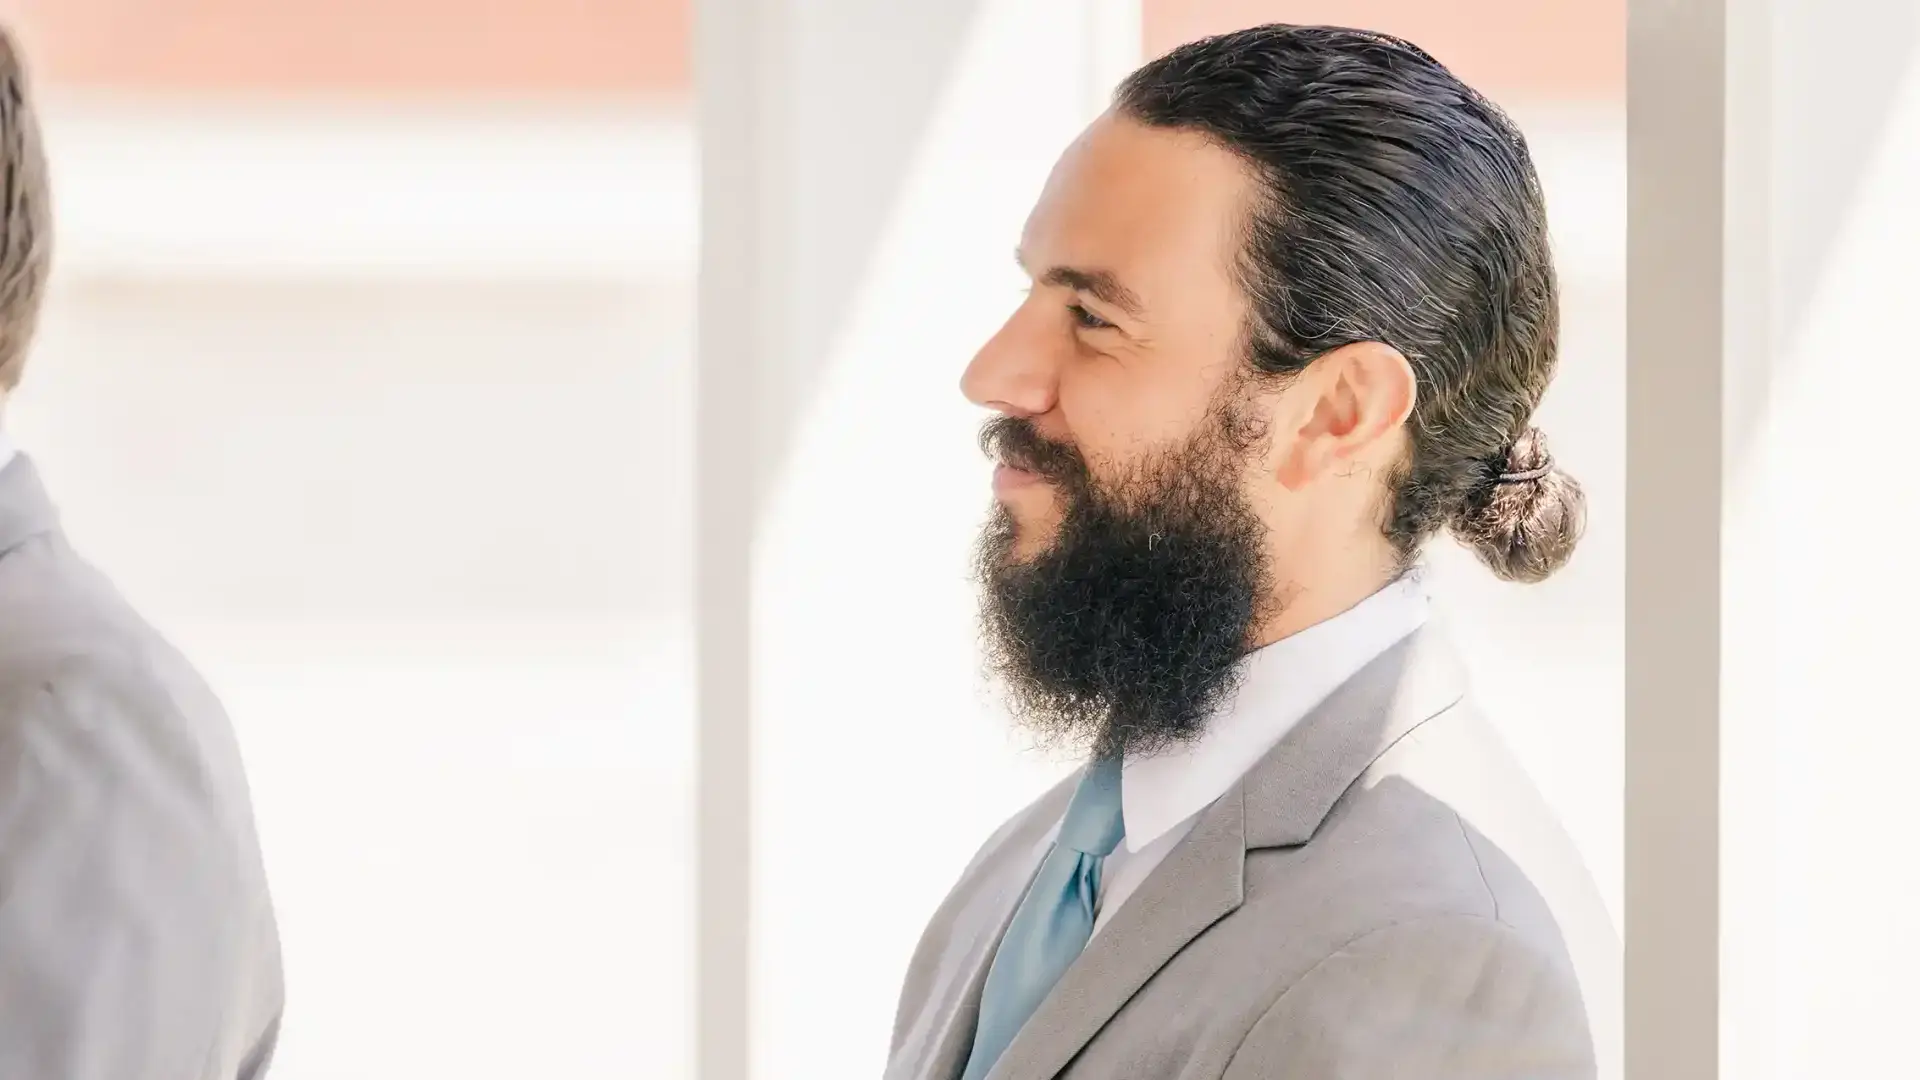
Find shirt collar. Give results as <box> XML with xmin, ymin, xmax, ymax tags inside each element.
<box><xmin>1116</xmin><ymin>571</ymin><xmax>1432</xmax><ymax>853</ymax></box>
<box><xmin>0</xmin><ymin>430</ymin><xmax>15</xmax><ymax>475</ymax></box>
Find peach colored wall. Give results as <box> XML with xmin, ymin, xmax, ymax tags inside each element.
<box><xmin>0</xmin><ymin>0</ymin><xmax>1616</xmax><ymax>100</ymax></box>
<box><xmin>0</xmin><ymin>0</ymin><xmax>685</xmax><ymax>96</ymax></box>
<box><xmin>1146</xmin><ymin>0</ymin><xmax>1622</xmax><ymax>100</ymax></box>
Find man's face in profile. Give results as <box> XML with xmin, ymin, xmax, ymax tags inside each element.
<box><xmin>963</xmin><ymin>114</ymin><xmax>1283</xmax><ymax>759</ymax></box>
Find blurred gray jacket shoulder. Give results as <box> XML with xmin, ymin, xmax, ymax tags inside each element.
<box><xmin>0</xmin><ymin>455</ymin><xmax>283</xmax><ymax>1080</ymax></box>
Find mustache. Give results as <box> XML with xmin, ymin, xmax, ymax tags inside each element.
<box><xmin>978</xmin><ymin>416</ymin><xmax>1088</xmax><ymax>484</ymax></box>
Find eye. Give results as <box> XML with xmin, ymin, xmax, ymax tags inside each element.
<box><xmin>1066</xmin><ymin>302</ymin><xmax>1113</xmax><ymax>331</ymax></box>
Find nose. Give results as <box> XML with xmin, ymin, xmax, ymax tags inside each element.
<box><xmin>961</xmin><ymin>304</ymin><xmax>1058</xmax><ymax>418</ymax></box>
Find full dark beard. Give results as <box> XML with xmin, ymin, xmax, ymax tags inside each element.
<box><xmin>974</xmin><ymin>407</ymin><xmax>1277</xmax><ymax>760</ymax></box>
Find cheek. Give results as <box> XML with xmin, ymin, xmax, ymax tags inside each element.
<box><xmin>1055</xmin><ymin>359</ymin><xmax>1218</xmax><ymax>474</ymax></box>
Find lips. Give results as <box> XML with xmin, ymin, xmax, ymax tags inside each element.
<box><xmin>979</xmin><ymin>417</ymin><xmax>1083</xmax><ymax>486</ymax></box>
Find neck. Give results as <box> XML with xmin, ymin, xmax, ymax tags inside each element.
<box><xmin>1250</xmin><ymin>551</ymin><xmax>1402</xmax><ymax>650</ymax></box>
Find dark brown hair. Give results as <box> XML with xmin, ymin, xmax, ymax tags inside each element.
<box><xmin>1116</xmin><ymin>24</ymin><xmax>1584</xmax><ymax>583</ymax></box>
<box><xmin>0</xmin><ymin>24</ymin><xmax>50</xmax><ymax>392</ymax></box>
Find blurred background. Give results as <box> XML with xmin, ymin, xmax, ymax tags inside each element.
<box><xmin>1</xmin><ymin>2</ymin><xmax>692</xmax><ymax>1077</ymax></box>
<box><xmin>0</xmin><ymin>2</ymin><xmax>1620</xmax><ymax>1078</ymax></box>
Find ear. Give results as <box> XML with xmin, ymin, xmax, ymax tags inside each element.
<box><xmin>1270</xmin><ymin>341</ymin><xmax>1417</xmax><ymax>490</ymax></box>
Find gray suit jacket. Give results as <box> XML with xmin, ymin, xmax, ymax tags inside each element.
<box><xmin>889</xmin><ymin>628</ymin><xmax>1620</xmax><ymax>1080</ymax></box>
<box><xmin>0</xmin><ymin>456</ymin><xmax>283</xmax><ymax>1079</ymax></box>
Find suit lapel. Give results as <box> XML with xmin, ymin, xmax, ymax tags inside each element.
<box><xmin>1239</xmin><ymin>626</ymin><xmax>1467</xmax><ymax>850</ymax></box>
<box><xmin>979</xmin><ymin>627</ymin><xmax>1467</xmax><ymax>1079</ymax></box>
<box><xmin>889</xmin><ymin>827</ymin><xmax>1057</xmax><ymax>1080</ymax></box>
<box><xmin>983</xmin><ymin>792</ymin><xmax>1246</xmax><ymax>1080</ymax></box>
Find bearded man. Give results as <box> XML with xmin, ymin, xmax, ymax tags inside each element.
<box><xmin>886</xmin><ymin>24</ymin><xmax>1619</xmax><ymax>1080</ymax></box>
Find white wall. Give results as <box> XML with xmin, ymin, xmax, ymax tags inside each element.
<box><xmin>1720</xmin><ymin>4</ymin><xmax>1920</xmax><ymax>1075</ymax></box>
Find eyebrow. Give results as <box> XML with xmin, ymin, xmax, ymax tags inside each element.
<box><xmin>1015</xmin><ymin>248</ymin><xmax>1145</xmax><ymax>320</ymax></box>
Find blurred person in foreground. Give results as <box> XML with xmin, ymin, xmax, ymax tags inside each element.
<box><xmin>888</xmin><ymin>25</ymin><xmax>1618</xmax><ymax>1080</ymax></box>
<box><xmin>0</xmin><ymin>28</ymin><xmax>283</xmax><ymax>1080</ymax></box>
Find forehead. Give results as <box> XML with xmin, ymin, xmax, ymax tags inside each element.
<box><xmin>1021</xmin><ymin>113</ymin><xmax>1254</xmax><ymax>300</ymax></box>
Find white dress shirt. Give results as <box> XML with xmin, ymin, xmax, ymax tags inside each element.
<box><xmin>0</xmin><ymin>431</ymin><xmax>15</xmax><ymax>475</ymax></box>
<box><xmin>1068</xmin><ymin>572</ymin><xmax>1432</xmax><ymax>937</ymax></box>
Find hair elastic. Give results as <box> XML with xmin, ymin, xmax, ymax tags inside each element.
<box><xmin>1495</xmin><ymin>458</ymin><xmax>1554</xmax><ymax>485</ymax></box>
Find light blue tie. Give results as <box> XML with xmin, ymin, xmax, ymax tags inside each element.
<box><xmin>961</xmin><ymin>757</ymin><xmax>1126</xmax><ymax>1080</ymax></box>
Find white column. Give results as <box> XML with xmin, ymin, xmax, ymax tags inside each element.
<box><xmin>1625</xmin><ymin>2</ymin><xmax>1729</xmax><ymax>1074</ymax></box>
<box><xmin>692</xmin><ymin>6</ymin><xmax>771</xmax><ymax>1080</ymax></box>
<box><xmin>1628</xmin><ymin>1</ymin><xmax>1920</xmax><ymax>1077</ymax></box>
<box><xmin>694</xmin><ymin>3</ymin><xmax>1140</xmax><ymax>1078</ymax></box>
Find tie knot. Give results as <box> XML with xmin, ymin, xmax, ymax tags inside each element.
<box><xmin>1058</xmin><ymin>756</ymin><xmax>1126</xmax><ymax>856</ymax></box>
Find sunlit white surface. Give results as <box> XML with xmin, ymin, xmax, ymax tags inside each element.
<box><xmin>39</xmin><ymin>100</ymin><xmax>695</xmax><ymax>281</ymax></box>
<box><xmin>1728</xmin><ymin>35</ymin><xmax>1920</xmax><ymax>1079</ymax></box>
<box><xmin>177</xmin><ymin>620</ymin><xmax>690</xmax><ymax>1080</ymax></box>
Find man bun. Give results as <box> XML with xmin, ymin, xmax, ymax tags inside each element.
<box><xmin>1447</xmin><ymin>427</ymin><xmax>1586</xmax><ymax>584</ymax></box>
